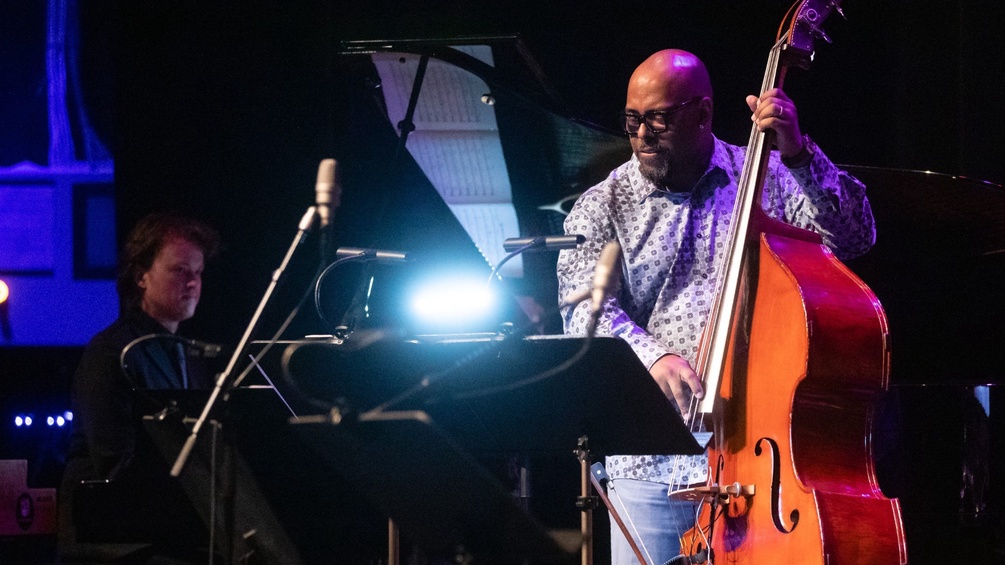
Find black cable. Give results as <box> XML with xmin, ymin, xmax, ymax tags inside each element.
<box><xmin>312</xmin><ymin>256</ymin><xmax>367</xmax><ymax>329</ymax></box>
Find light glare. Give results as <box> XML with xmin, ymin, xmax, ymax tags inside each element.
<box><xmin>410</xmin><ymin>277</ymin><xmax>497</xmax><ymax>327</ymax></box>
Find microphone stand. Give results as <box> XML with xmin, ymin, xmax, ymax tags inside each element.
<box><xmin>170</xmin><ymin>206</ymin><xmax>317</xmax><ymax>478</ymax></box>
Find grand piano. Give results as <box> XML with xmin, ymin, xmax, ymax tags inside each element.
<box><xmin>321</xmin><ymin>36</ymin><xmax>1004</xmax><ymax>564</ymax></box>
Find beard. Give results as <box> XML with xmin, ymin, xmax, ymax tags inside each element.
<box><xmin>636</xmin><ymin>149</ymin><xmax>672</xmax><ymax>185</ymax></box>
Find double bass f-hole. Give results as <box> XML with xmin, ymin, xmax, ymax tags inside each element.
<box><xmin>754</xmin><ymin>437</ymin><xmax>800</xmax><ymax>534</ymax></box>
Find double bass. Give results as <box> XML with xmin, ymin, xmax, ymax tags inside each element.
<box><xmin>677</xmin><ymin>2</ymin><xmax>908</xmax><ymax>563</ymax></box>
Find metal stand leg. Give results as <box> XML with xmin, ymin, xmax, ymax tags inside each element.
<box><xmin>388</xmin><ymin>518</ymin><xmax>399</xmax><ymax>565</ymax></box>
<box><xmin>509</xmin><ymin>454</ymin><xmax>532</xmax><ymax>512</ymax></box>
<box><xmin>575</xmin><ymin>436</ymin><xmax>595</xmax><ymax>565</ymax></box>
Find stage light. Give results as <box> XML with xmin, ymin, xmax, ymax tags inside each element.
<box><xmin>0</xmin><ymin>280</ymin><xmax>8</xmax><ymax>304</ymax></box>
<box><xmin>11</xmin><ymin>409</ymin><xmax>76</xmax><ymax>431</ymax></box>
<box><xmin>409</xmin><ymin>274</ymin><xmax>499</xmax><ymax>332</ymax></box>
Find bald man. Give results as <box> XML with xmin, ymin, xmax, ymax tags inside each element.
<box><xmin>557</xmin><ymin>49</ymin><xmax>875</xmax><ymax>563</ymax></box>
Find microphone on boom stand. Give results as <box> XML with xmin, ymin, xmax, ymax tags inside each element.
<box><xmin>315</xmin><ymin>158</ymin><xmax>340</xmax><ymax>261</ymax></box>
<box><xmin>170</xmin><ymin>159</ymin><xmax>338</xmax><ymax>478</ymax></box>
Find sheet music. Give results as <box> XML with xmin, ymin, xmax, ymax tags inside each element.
<box><xmin>373</xmin><ymin>46</ymin><xmax>522</xmax><ymax>277</ymax></box>
<box><xmin>403</xmin><ymin>130</ymin><xmax>511</xmax><ymax>203</ymax></box>
<box><xmin>447</xmin><ymin>203</ymin><xmax>518</xmax><ymax>270</ymax></box>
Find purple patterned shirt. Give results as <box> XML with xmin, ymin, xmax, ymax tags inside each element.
<box><xmin>556</xmin><ymin>136</ymin><xmax>875</xmax><ymax>482</ymax></box>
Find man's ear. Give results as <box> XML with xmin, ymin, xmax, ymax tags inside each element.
<box><xmin>699</xmin><ymin>98</ymin><xmax>713</xmax><ymax>128</ymax></box>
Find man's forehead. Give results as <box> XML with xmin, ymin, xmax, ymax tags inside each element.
<box><xmin>156</xmin><ymin>237</ymin><xmax>204</xmax><ymax>260</ymax></box>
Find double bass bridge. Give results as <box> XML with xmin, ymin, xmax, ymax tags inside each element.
<box><xmin>671</xmin><ymin>482</ymin><xmax>756</xmax><ymax>504</ymax></box>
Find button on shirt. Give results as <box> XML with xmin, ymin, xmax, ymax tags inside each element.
<box><xmin>556</xmin><ymin>136</ymin><xmax>875</xmax><ymax>483</ymax></box>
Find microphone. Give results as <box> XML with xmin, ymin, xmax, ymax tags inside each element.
<box><xmin>502</xmin><ymin>234</ymin><xmax>585</xmax><ymax>252</ymax></box>
<box><xmin>121</xmin><ymin>334</ymin><xmax>223</xmax><ymax>372</ymax></box>
<box><xmin>181</xmin><ymin>337</ymin><xmax>224</xmax><ymax>358</ymax></box>
<box><xmin>335</xmin><ymin>247</ymin><xmax>412</xmax><ymax>262</ymax></box>
<box><xmin>315</xmin><ymin>158</ymin><xmax>340</xmax><ymax>229</ymax></box>
<box><xmin>591</xmin><ymin>241</ymin><xmax>621</xmax><ymax>314</ymax></box>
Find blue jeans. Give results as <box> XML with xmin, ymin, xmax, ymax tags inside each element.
<box><xmin>606</xmin><ymin>478</ymin><xmax>698</xmax><ymax>565</ymax></box>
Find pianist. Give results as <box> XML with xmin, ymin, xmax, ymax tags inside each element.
<box><xmin>58</xmin><ymin>213</ymin><xmax>220</xmax><ymax>562</ymax></box>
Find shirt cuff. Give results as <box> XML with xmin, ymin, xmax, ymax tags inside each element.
<box><xmin>781</xmin><ymin>134</ymin><xmax>816</xmax><ymax>169</ymax></box>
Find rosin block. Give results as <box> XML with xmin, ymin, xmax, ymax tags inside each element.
<box><xmin>0</xmin><ymin>460</ymin><xmax>57</xmax><ymax>535</ymax></box>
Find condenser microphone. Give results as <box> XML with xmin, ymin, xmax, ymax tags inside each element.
<box><xmin>591</xmin><ymin>241</ymin><xmax>621</xmax><ymax>314</ymax></box>
<box><xmin>335</xmin><ymin>247</ymin><xmax>412</xmax><ymax>262</ymax></box>
<box><xmin>502</xmin><ymin>234</ymin><xmax>585</xmax><ymax>252</ymax></box>
<box><xmin>180</xmin><ymin>337</ymin><xmax>223</xmax><ymax>358</ymax></box>
<box><xmin>315</xmin><ymin>158</ymin><xmax>340</xmax><ymax>229</ymax></box>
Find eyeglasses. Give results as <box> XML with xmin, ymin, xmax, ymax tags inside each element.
<box><xmin>620</xmin><ymin>96</ymin><xmax>702</xmax><ymax>136</ymax></box>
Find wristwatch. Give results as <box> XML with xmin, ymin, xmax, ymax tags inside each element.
<box><xmin>781</xmin><ymin>134</ymin><xmax>816</xmax><ymax>169</ymax></box>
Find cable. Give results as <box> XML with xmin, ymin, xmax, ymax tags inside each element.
<box><xmin>313</xmin><ymin>256</ymin><xmax>366</xmax><ymax>328</ymax></box>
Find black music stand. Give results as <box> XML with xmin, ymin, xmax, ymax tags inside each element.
<box><xmin>134</xmin><ymin>387</ymin><xmax>393</xmax><ymax>565</ymax></box>
<box><xmin>139</xmin><ymin>390</ymin><xmax>305</xmax><ymax>565</ymax></box>
<box><xmin>286</xmin><ymin>335</ymin><xmax>706</xmax><ymax>563</ymax></box>
<box><xmin>286</xmin><ymin>335</ymin><xmax>705</xmax><ymax>457</ymax></box>
<box><xmin>294</xmin><ymin>411</ymin><xmax>581</xmax><ymax>563</ymax></box>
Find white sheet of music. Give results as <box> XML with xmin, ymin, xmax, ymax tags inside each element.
<box><xmin>373</xmin><ymin>45</ymin><xmax>522</xmax><ymax>277</ymax></box>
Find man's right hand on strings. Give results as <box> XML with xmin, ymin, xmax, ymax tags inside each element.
<box><xmin>650</xmin><ymin>354</ymin><xmax>705</xmax><ymax>421</ymax></box>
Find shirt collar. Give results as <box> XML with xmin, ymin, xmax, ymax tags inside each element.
<box><xmin>124</xmin><ymin>306</ymin><xmax>175</xmax><ymax>335</ymax></box>
<box><xmin>628</xmin><ymin>136</ymin><xmax>732</xmax><ymax>204</ymax></box>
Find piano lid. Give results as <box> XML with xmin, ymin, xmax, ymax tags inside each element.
<box><xmin>842</xmin><ymin>166</ymin><xmax>1005</xmax><ymax>256</ymax></box>
<box><xmin>329</xmin><ymin>36</ymin><xmax>629</xmax><ymax>335</ymax></box>
<box><xmin>842</xmin><ymin>166</ymin><xmax>1005</xmax><ymax>386</ymax></box>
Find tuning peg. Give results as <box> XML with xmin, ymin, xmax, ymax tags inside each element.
<box><xmin>813</xmin><ymin>27</ymin><xmax>834</xmax><ymax>44</ymax></box>
<box><xmin>831</xmin><ymin>1</ymin><xmax>847</xmax><ymax>20</ymax></box>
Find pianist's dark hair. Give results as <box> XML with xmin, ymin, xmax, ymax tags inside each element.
<box><xmin>117</xmin><ymin>213</ymin><xmax>221</xmax><ymax>313</ymax></box>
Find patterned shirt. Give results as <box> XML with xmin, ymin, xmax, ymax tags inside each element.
<box><xmin>556</xmin><ymin>136</ymin><xmax>875</xmax><ymax>482</ymax></box>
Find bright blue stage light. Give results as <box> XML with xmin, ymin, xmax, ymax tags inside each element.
<box><xmin>64</xmin><ymin>411</ymin><xmax>73</xmax><ymax>421</ymax></box>
<box><xmin>47</xmin><ymin>416</ymin><xmax>55</xmax><ymax>426</ymax></box>
<box><xmin>24</xmin><ymin>415</ymin><xmax>33</xmax><ymax>427</ymax></box>
<box><xmin>15</xmin><ymin>416</ymin><xmax>23</xmax><ymax>427</ymax></box>
<box><xmin>56</xmin><ymin>416</ymin><xmax>66</xmax><ymax>427</ymax></box>
<box><xmin>409</xmin><ymin>274</ymin><xmax>499</xmax><ymax>332</ymax></box>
